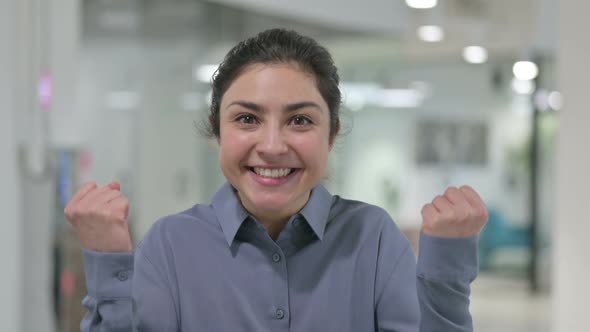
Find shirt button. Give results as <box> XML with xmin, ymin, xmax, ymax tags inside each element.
<box><xmin>275</xmin><ymin>308</ymin><xmax>285</xmax><ymax>320</ymax></box>
<box><xmin>272</xmin><ymin>253</ymin><xmax>281</xmax><ymax>263</ymax></box>
<box><xmin>293</xmin><ymin>218</ymin><xmax>301</xmax><ymax>227</ymax></box>
<box><xmin>116</xmin><ymin>270</ymin><xmax>129</xmax><ymax>281</ymax></box>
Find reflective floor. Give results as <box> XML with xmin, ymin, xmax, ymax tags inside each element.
<box><xmin>472</xmin><ymin>273</ymin><xmax>551</xmax><ymax>332</ymax></box>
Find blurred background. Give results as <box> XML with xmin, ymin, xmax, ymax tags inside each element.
<box><xmin>1</xmin><ymin>0</ymin><xmax>588</xmax><ymax>331</ymax></box>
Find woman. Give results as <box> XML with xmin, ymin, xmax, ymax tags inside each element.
<box><xmin>65</xmin><ymin>29</ymin><xmax>488</xmax><ymax>331</ymax></box>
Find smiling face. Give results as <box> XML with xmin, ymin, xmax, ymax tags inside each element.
<box><xmin>218</xmin><ymin>63</ymin><xmax>333</xmax><ymax>220</ymax></box>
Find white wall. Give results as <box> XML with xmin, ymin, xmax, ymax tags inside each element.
<box><xmin>78</xmin><ymin>40</ymin><xmax>213</xmax><ymax>239</ymax></box>
<box><xmin>134</xmin><ymin>44</ymin><xmax>212</xmax><ymax>237</ymax></box>
<box><xmin>553</xmin><ymin>0</ymin><xmax>590</xmax><ymax>330</ymax></box>
<box><xmin>4</xmin><ymin>0</ymin><xmax>79</xmax><ymax>330</ymax></box>
<box><xmin>0</xmin><ymin>0</ymin><xmax>22</xmax><ymax>330</ymax></box>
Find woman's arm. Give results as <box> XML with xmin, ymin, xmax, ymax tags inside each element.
<box><xmin>374</xmin><ymin>201</ymin><xmax>480</xmax><ymax>332</ymax></box>
<box><xmin>66</xmin><ymin>181</ymin><xmax>178</xmax><ymax>331</ymax></box>
<box><xmin>80</xmin><ymin>227</ymin><xmax>179</xmax><ymax>332</ymax></box>
<box><xmin>80</xmin><ymin>251</ymin><xmax>134</xmax><ymax>332</ymax></box>
<box><xmin>416</xmin><ymin>233</ymin><xmax>478</xmax><ymax>332</ymax></box>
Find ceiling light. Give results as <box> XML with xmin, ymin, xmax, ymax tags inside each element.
<box><xmin>376</xmin><ymin>89</ymin><xmax>424</xmax><ymax>108</ymax></box>
<box><xmin>194</xmin><ymin>64</ymin><xmax>219</xmax><ymax>83</ymax></box>
<box><xmin>462</xmin><ymin>46</ymin><xmax>488</xmax><ymax>64</ymax></box>
<box><xmin>417</xmin><ymin>25</ymin><xmax>444</xmax><ymax>42</ymax></box>
<box><xmin>340</xmin><ymin>82</ymin><xmax>426</xmax><ymax>109</ymax></box>
<box><xmin>340</xmin><ymin>82</ymin><xmax>380</xmax><ymax>111</ymax></box>
<box><xmin>513</xmin><ymin>61</ymin><xmax>539</xmax><ymax>81</ymax></box>
<box><xmin>406</xmin><ymin>0</ymin><xmax>438</xmax><ymax>9</ymax></box>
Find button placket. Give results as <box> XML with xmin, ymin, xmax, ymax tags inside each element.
<box><xmin>116</xmin><ymin>270</ymin><xmax>129</xmax><ymax>281</ymax></box>
<box><xmin>268</xmin><ymin>244</ymin><xmax>289</xmax><ymax>326</ymax></box>
<box><xmin>272</xmin><ymin>252</ymin><xmax>281</xmax><ymax>263</ymax></box>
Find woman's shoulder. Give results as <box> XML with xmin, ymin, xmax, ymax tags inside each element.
<box><xmin>329</xmin><ymin>195</ymin><xmax>402</xmax><ymax>234</ymax></box>
<box><xmin>326</xmin><ymin>196</ymin><xmax>411</xmax><ymax>256</ymax></box>
<box><xmin>137</xmin><ymin>203</ymin><xmax>220</xmax><ymax>250</ymax></box>
<box><xmin>152</xmin><ymin>203</ymin><xmax>217</xmax><ymax>229</ymax></box>
<box><xmin>331</xmin><ymin>195</ymin><xmax>392</xmax><ymax>221</ymax></box>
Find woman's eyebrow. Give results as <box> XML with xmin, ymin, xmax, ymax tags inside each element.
<box><xmin>285</xmin><ymin>101</ymin><xmax>322</xmax><ymax>113</ymax></box>
<box><xmin>227</xmin><ymin>100</ymin><xmax>322</xmax><ymax>113</ymax></box>
<box><xmin>227</xmin><ymin>101</ymin><xmax>263</xmax><ymax>112</ymax></box>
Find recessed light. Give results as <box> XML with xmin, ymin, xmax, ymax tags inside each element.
<box><xmin>417</xmin><ymin>25</ymin><xmax>444</xmax><ymax>42</ymax></box>
<box><xmin>462</xmin><ymin>46</ymin><xmax>488</xmax><ymax>64</ymax></box>
<box><xmin>406</xmin><ymin>0</ymin><xmax>438</xmax><ymax>9</ymax></box>
<box><xmin>513</xmin><ymin>61</ymin><xmax>539</xmax><ymax>81</ymax></box>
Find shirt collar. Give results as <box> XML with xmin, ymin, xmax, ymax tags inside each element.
<box><xmin>211</xmin><ymin>182</ymin><xmax>250</xmax><ymax>247</ymax></box>
<box><xmin>211</xmin><ymin>182</ymin><xmax>334</xmax><ymax>246</ymax></box>
<box><xmin>297</xmin><ymin>183</ymin><xmax>333</xmax><ymax>241</ymax></box>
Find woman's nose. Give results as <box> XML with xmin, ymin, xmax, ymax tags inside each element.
<box><xmin>256</xmin><ymin>126</ymin><xmax>288</xmax><ymax>156</ymax></box>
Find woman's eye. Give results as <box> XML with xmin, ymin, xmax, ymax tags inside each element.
<box><xmin>236</xmin><ymin>114</ymin><xmax>257</xmax><ymax>124</ymax></box>
<box><xmin>291</xmin><ymin>115</ymin><xmax>312</xmax><ymax>126</ymax></box>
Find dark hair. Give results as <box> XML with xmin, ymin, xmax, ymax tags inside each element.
<box><xmin>206</xmin><ymin>28</ymin><xmax>341</xmax><ymax>140</ymax></box>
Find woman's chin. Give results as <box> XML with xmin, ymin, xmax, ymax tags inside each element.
<box><xmin>252</xmin><ymin>198</ymin><xmax>291</xmax><ymax>213</ymax></box>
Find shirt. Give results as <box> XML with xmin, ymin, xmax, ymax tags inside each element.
<box><xmin>81</xmin><ymin>182</ymin><xmax>478</xmax><ymax>331</ymax></box>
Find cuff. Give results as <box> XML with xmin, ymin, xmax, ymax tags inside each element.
<box><xmin>416</xmin><ymin>232</ymin><xmax>478</xmax><ymax>282</ymax></box>
<box><xmin>83</xmin><ymin>249</ymin><xmax>135</xmax><ymax>299</ymax></box>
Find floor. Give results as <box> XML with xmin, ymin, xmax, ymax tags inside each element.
<box><xmin>471</xmin><ymin>273</ymin><xmax>551</xmax><ymax>332</ymax></box>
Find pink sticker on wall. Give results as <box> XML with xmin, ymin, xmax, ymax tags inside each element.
<box><xmin>38</xmin><ymin>73</ymin><xmax>52</xmax><ymax>110</ymax></box>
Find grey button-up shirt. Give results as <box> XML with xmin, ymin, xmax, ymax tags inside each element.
<box><xmin>81</xmin><ymin>182</ymin><xmax>478</xmax><ymax>331</ymax></box>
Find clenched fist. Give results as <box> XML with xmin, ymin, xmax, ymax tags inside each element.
<box><xmin>421</xmin><ymin>185</ymin><xmax>489</xmax><ymax>238</ymax></box>
<box><xmin>64</xmin><ymin>181</ymin><xmax>134</xmax><ymax>252</ymax></box>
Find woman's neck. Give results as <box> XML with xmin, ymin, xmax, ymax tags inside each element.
<box><xmin>258</xmin><ymin>215</ymin><xmax>290</xmax><ymax>241</ymax></box>
<box><xmin>247</xmin><ymin>206</ymin><xmax>298</xmax><ymax>241</ymax></box>
<box><xmin>237</xmin><ymin>191</ymin><xmax>310</xmax><ymax>241</ymax></box>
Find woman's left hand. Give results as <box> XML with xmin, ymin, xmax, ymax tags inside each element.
<box><xmin>421</xmin><ymin>185</ymin><xmax>489</xmax><ymax>238</ymax></box>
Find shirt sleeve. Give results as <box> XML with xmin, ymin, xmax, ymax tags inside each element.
<box><xmin>375</xmin><ymin>217</ymin><xmax>478</xmax><ymax>332</ymax></box>
<box><xmin>416</xmin><ymin>232</ymin><xmax>478</xmax><ymax>332</ymax></box>
<box><xmin>132</xmin><ymin>246</ymin><xmax>179</xmax><ymax>331</ymax></box>
<box><xmin>80</xmin><ymin>222</ymin><xmax>179</xmax><ymax>331</ymax></box>
<box><xmin>80</xmin><ymin>250</ymin><xmax>134</xmax><ymax>332</ymax></box>
<box><xmin>375</xmin><ymin>219</ymin><xmax>421</xmax><ymax>332</ymax></box>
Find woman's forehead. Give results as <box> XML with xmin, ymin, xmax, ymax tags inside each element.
<box><xmin>221</xmin><ymin>63</ymin><xmax>325</xmax><ymax>107</ymax></box>
<box><xmin>232</xmin><ymin>63</ymin><xmax>316</xmax><ymax>86</ymax></box>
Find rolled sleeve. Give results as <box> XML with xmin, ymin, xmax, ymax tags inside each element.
<box><xmin>416</xmin><ymin>233</ymin><xmax>478</xmax><ymax>282</ymax></box>
<box><xmin>83</xmin><ymin>249</ymin><xmax>134</xmax><ymax>299</ymax></box>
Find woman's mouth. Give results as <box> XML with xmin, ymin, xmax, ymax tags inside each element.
<box><xmin>248</xmin><ymin>167</ymin><xmax>299</xmax><ymax>186</ymax></box>
<box><xmin>251</xmin><ymin>167</ymin><xmax>294</xmax><ymax>178</ymax></box>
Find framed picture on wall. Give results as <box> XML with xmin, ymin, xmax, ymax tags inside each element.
<box><xmin>415</xmin><ymin>120</ymin><xmax>488</xmax><ymax>166</ymax></box>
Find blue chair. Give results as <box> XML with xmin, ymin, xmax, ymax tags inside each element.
<box><xmin>479</xmin><ymin>208</ymin><xmax>531</xmax><ymax>270</ymax></box>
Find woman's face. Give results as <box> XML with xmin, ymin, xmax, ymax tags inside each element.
<box><xmin>218</xmin><ymin>63</ymin><xmax>333</xmax><ymax>218</ymax></box>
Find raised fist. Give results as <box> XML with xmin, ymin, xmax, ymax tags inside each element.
<box><xmin>421</xmin><ymin>185</ymin><xmax>489</xmax><ymax>238</ymax></box>
<box><xmin>64</xmin><ymin>181</ymin><xmax>133</xmax><ymax>252</ymax></box>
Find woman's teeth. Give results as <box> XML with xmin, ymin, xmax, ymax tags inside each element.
<box><xmin>253</xmin><ymin>167</ymin><xmax>292</xmax><ymax>178</ymax></box>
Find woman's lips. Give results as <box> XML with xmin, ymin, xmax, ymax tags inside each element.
<box><xmin>248</xmin><ymin>167</ymin><xmax>299</xmax><ymax>186</ymax></box>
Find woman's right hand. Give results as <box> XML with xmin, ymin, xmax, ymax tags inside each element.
<box><xmin>64</xmin><ymin>181</ymin><xmax>134</xmax><ymax>252</ymax></box>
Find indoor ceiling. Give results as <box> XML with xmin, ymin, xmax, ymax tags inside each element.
<box><xmin>205</xmin><ymin>0</ymin><xmax>558</xmax><ymax>62</ymax></box>
<box><xmin>86</xmin><ymin>0</ymin><xmax>558</xmax><ymax>67</ymax></box>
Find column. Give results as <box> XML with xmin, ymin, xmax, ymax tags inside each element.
<box><xmin>0</xmin><ymin>0</ymin><xmax>23</xmax><ymax>330</ymax></box>
<box><xmin>553</xmin><ymin>0</ymin><xmax>590</xmax><ymax>331</ymax></box>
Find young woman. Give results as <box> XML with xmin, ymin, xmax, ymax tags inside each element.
<box><xmin>65</xmin><ymin>29</ymin><xmax>488</xmax><ymax>331</ymax></box>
